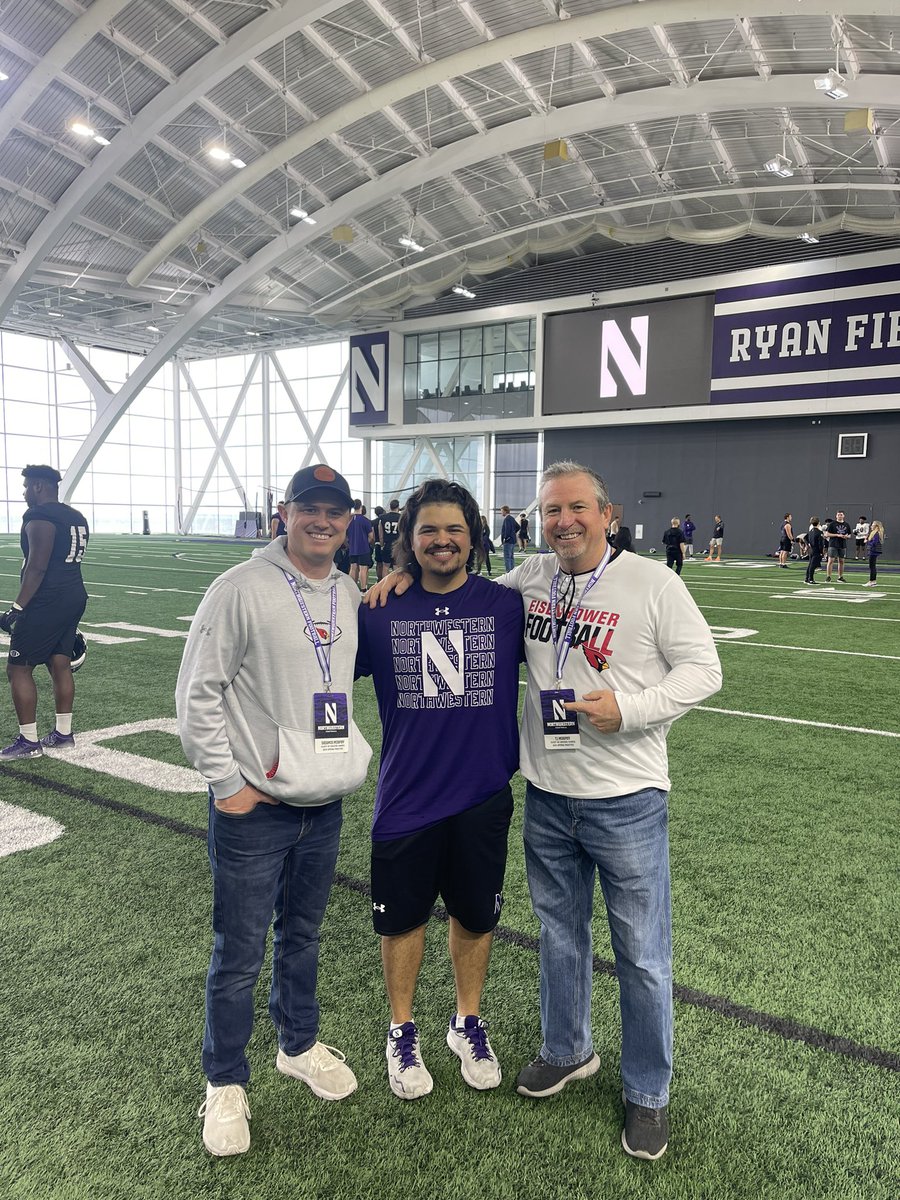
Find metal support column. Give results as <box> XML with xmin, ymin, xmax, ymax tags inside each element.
<box><xmin>173</xmin><ymin>360</ymin><xmax>184</xmax><ymax>534</ymax></box>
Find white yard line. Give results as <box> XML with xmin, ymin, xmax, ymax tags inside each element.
<box><xmin>717</xmin><ymin>641</ymin><xmax>900</xmax><ymax>661</ymax></box>
<box><xmin>698</xmin><ymin>604</ymin><xmax>900</xmax><ymax>624</ymax></box>
<box><xmin>696</xmin><ymin>706</ymin><xmax>900</xmax><ymax>739</ymax></box>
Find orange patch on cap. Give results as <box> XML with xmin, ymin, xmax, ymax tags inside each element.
<box><xmin>313</xmin><ymin>466</ymin><xmax>336</xmax><ymax>482</ymax></box>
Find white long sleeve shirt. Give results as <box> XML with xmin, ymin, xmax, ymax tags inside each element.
<box><xmin>500</xmin><ymin>551</ymin><xmax>722</xmax><ymax>799</ymax></box>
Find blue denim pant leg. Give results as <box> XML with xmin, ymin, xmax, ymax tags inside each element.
<box><xmin>524</xmin><ymin>782</ymin><xmax>673</xmax><ymax>1108</ymax></box>
<box><xmin>268</xmin><ymin>799</ymin><xmax>343</xmax><ymax>1056</ymax></box>
<box><xmin>523</xmin><ymin>784</ymin><xmax>598</xmax><ymax>1067</ymax></box>
<box><xmin>503</xmin><ymin>543</ymin><xmax>516</xmax><ymax>573</ymax></box>
<box><xmin>202</xmin><ymin>796</ymin><xmax>342</xmax><ymax>1085</ymax></box>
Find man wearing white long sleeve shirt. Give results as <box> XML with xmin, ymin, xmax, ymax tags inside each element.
<box><xmin>504</xmin><ymin>462</ymin><xmax>721</xmax><ymax>1161</ymax></box>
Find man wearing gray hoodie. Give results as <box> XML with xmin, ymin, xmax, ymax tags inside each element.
<box><xmin>177</xmin><ymin>464</ymin><xmax>372</xmax><ymax>1157</ymax></box>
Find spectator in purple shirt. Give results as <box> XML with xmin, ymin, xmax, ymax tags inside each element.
<box><xmin>347</xmin><ymin>500</ymin><xmax>373</xmax><ymax>592</ymax></box>
<box><xmin>356</xmin><ymin>480</ymin><xmax>523</xmax><ymax>1101</ymax></box>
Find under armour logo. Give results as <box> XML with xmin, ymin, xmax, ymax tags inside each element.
<box><xmin>494</xmin><ymin>893</ymin><xmax>503</xmax><ymax>915</ymax></box>
<box><xmin>435</xmin><ymin>606</ymin><xmax>450</xmax><ymax>616</ymax></box>
<box><xmin>372</xmin><ymin>902</ymin><xmax>386</xmax><ymax>913</ymax></box>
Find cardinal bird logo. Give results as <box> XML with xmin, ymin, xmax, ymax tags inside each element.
<box><xmin>303</xmin><ymin>624</ymin><xmax>342</xmax><ymax>645</ymax></box>
<box><xmin>582</xmin><ymin>642</ymin><xmax>610</xmax><ymax>673</ymax></box>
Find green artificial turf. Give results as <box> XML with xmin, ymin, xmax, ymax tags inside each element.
<box><xmin>1</xmin><ymin>539</ymin><xmax>897</xmax><ymax>1200</ymax></box>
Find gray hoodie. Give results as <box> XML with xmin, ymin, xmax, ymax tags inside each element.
<box><xmin>176</xmin><ymin>538</ymin><xmax>372</xmax><ymax>804</ymax></box>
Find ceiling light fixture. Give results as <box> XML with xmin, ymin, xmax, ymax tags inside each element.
<box><xmin>0</xmin><ymin>71</ymin><xmax>9</xmax><ymax>82</ymax></box>
<box><xmin>68</xmin><ymin>118</ymin><xmax>96</xmax><ymax>138</ymax></box>
<box><xmin>452</xmin><ymin>285</ymin><xmax>476</xmax><ymax>300</ymax></box>
<box><xmin>207</xmin><ymin>145</ymin><xmax>231</xmax><ymax>161</ymax></box>
<box><xmin>147</xmin><ymin>323</ymin><xmax>160</xmax><ymax>332</ymax></box>
<box><xmin>399</xmin><ymin>235</ymin><xmax>424</xmax><ymax>252</ymax></box>
<box><xmin>814</xmin><ymin>67</ymin><xmax>849</xmax><ymax>100</ymax></box>
<box><xmin>290</xmin><ymin>207</ymin><xmax>317</xmax><ymax>225</ymax></box>
<box><xmin>798</xmin><ymin>232</ymin><xmax>820</xmax><ymax>244</ymax></box>
<box><xmin>47</xmin><ymin>310</ymin><xmax>62</xmax><ymax>317</ymax></box>
<box><xmin>764</xmin><ymin>152</ymin><xmax>794</xmax><ymax>178</ymax></box>
<box><xmin>93</xmin><ymin>134</ymin><xmax>111</xmax><ymax>146</ymax></box>
<box><xmin>230</xmin><ymin>157</ymin><xmax>246</xmax><ymax>169</ymax></box>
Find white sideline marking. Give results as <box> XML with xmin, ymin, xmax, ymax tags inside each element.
<box><xmin>0</xmin><ymin>570</ymin><xmax>206</xmax><ymax>596</ymax></box>
<box><xmin>0</xmin><ymin>800</ymin><xmax>65</xmax><ymax>858</ymax></box>
<box><xmin>716</xmin><ymin>640</ymin><xmax>900</xmax><ymax>662</ymax></box>
<box><xmin>126</xmin><ymin>591</ymin><xmax>148</xmax><ymax>596</ymax></box>
<box><xmin>46</xmin><ymin>718</ymin><xmax>205</xmax><ymax>793</ymax></box>
<box><xmin>698</xmin><ymin>605</ymin><xmax>900</xmax><ymax>625</ymax></box>
<box><xmin>697</xmin><ymin>707</ymin><xmax>900</xmax><ymax>739</ymax></box>
<box><xmin>0</xmin><ymin>632</ymin><xmax>143</xmax><ymax>647</ymax></box>
<box><xmin>81</xmin><ymin>622</ymin><xmax>188</xmax><ymax>639</ymax></box>
<box><xmin>770</xmin><ymin>588</ymin><xmax>883</xmax><ymax>605</ymax></box>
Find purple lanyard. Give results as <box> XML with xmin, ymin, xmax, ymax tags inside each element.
<box><xmin>549</xmin><ymin>545</ymin><xmax>613</xmax><ymax>684</ymax></box>
<box><xmin>283</xmin><ymin>570</ymin><xmax>337</xmax><ymax>690</ymax></box>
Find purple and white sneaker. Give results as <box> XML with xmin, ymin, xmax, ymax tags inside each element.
<box><xmin>0</xmin><ymin>734</ymin><xmax>43</xmax><ymax>760</ymax></box>
<box><xmin>41</xmin><ymin>729</ymin><xmax>75</xmax><ymax>749</ymax></box>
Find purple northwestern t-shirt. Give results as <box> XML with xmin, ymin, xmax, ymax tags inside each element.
<box><xmin>356</xmin><ymin>574</ymin><xmax>524</xmax><ymax>840</ymax></box>
<box><xmin>348</xmin><ymin>513</ymin><xmax>373</xmax><ymax>556</ymax></box>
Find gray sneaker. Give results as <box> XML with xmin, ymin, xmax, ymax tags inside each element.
<box><xmin>621</xmin><ymin>1095</ymin><xmax>668</xmax><ymax>1161</ymax></box>
<box><xmin>386</xmin><ymin>1021</ymin><xmax>433</xmax><ymax>1099</ymax></box>
<box><xmin>515</xmin><ymin>1051</ymin><xmax>600</xmax><ymax>1097</ymax></box>
<box><xmin>446</xmin><ymin>1014</ymin><xmax>501</xmax><ymax>1090</ymax></box>
<box><xmin>276</xmin><ymin>1041</ymin><xmax>357</xmax><ymax>1100</ymax></box>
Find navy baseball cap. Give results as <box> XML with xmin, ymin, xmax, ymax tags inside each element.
<box><xmin>284</xmin><ymin>464</ymin><xmax>352</xmax><ymax>507</ymax></box>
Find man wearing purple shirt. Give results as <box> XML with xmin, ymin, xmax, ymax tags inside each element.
<box><xmin>356</xmin><ymin>479</ymin><xmax>524</xmax><ymax>1101</ymax></box>
<box><xmin>347</xmin><ymin>500</ymin><xmax>374</xmax><ymax>591</ymax></box>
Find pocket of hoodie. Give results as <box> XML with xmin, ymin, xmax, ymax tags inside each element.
<box><xmin>267</xmin><ymin>724</ymin><xmax>371</xmax><ymax>799</ymax></box>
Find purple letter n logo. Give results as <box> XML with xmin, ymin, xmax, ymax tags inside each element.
<box><xmin>349</xmin><ymin>332</ymin><xmax>389</xmax><ymax>426</ymax></box>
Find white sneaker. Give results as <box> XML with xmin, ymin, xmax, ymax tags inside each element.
<box><xmin>447</xmin><ymin>1014</ymin><xmax>502</xmax><ymax>1090</ymax></box>
<box><xmin>276</xmin><ymin>1042</ymin><xmax>357</xmax><ymax>1100</ymax></box>
<box><xmin>862</xmin><ymin>581</ymin><xmax>876</xmax><ymax>588</ymax></box>
<box><xmin>386</xmin><ymin>1021</ymin><xmax>433</xmax><ymax>1099</ymax></box>
<box><xmin>198</xmin><ymin>1083</ymin><xmax>251</xmax><ymax>1156</ymax></box>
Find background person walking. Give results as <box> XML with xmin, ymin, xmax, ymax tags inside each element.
<box><xmin>804</xmin><ymin>518</ymin><xmax>825</xmax><ymax>585</ymax></box>
<box><xmin>863</xmin><ymin>521</ymin><xmax>885</xmax><ymax>587</ymax></box>
<box><xmin>662</xmin><ymin>519</ymin><xmax>685</xmax><ymax>575</ymax></box>
<box><xmin>704</xmin><ymin>516</ymin><xmax>724</xmax><ymax>562</ymax></box>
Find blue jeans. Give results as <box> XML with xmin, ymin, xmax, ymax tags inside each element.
<box><xmin>523</xmin><ymin>782</ymin><xmax>672</xmax><ymax>1108</ymax></box>
<box><xmin>502</xmin><ymin>543</ymin><xmax>516</xmax><ymax>573</ymax></box>
<box><xmin>203</xmin><ymin>795</ymin><xmax>343</xmax><ymax>1085</ymax></box>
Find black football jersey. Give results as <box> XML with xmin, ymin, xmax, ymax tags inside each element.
<box><xmin>21</xmin><ymin>502</ymin><xmax>89</xmax><ymax>590</ymax></box>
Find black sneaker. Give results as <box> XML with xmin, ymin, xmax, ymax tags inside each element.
<box><xmin>621</xmin><ymin>1096</ymin><xmax>668</xmax><ymax>1160</ymax></box>
<box><xmin>515</xmin><ymin>1051</ymin><xmax>600</xmax><ymax>1097</ymax></box>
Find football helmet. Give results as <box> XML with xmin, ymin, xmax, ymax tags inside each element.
<box><xmin>70</xmin><ymin>631</ymin><xmax>87</xmax><ymax>673</ymax></box>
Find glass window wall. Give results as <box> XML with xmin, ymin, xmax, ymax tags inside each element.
<box><xmin>403</xmin><ymin>319</ymin><xmax>535</xmax><ymax>423</ymax></box>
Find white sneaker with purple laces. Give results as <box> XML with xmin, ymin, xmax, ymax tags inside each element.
<box><xmin>386</xmin><ymin>1021</ymin><xmax>433</xmax><ymax>1099</ymax></box>
<box><xmin>446</xmin><ymin>1014</ymin><xmax>501</xmax><ymax>1090</ymax></box>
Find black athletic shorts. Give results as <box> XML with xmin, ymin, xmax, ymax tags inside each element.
<box><xmin>370</xmin><ymin>784</ymin><xmax>514</xmax><ymax>936</ymax></box>
<box><xmin>373</xmin><ymin>544</ymin><xmax>385</xmax><ymax>564</ymax></box>
<box><xmin>349</xmin><ymin>553</ymin><xmax>371</xmax><ymax>566</ymax></box>
<box><xmin>779</xmin><ymin>537</ymin><xmax>792</xmax><ymax>552</ymax></box>
<box><xmin>8</xmin><ymin>587</ymin><xmax>87</xmax><ymax>667</ymax></box>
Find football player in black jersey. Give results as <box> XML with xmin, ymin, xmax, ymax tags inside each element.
<box><xmin>0</xmin><ymin>465</ymin><xmax>90</xmax><ymax>758</ymax></box>
<box><xmin>377</xmin><ymin>498</ymin><xmax>402</xmax><ymax>580</ymax></box>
